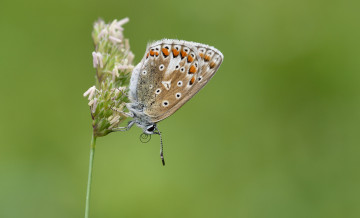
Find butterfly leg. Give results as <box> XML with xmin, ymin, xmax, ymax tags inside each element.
<box><xmin>117</xmin><ymin>87</ymin><xmax>129</xmax><ymax>98</ymax></box>
<box><xmin>111</xmin><ymin>107</ymin><xmax>134</xmax><ymax>118</ymax></box>
<box><xmin>112</xmin><ymin>120</ymin><xmax>135</xmax><ymax>132</ymax></box>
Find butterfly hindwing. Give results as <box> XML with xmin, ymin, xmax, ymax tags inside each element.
<box><xmin>134</xmin><ymin>39</ymin><xmax>223</xmax><ymax>123</ymax></box>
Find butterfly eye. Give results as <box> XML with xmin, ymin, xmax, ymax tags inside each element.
<box><xmin>184</xmin><ymin>48</ymin><xmax>189</xmax><ymax>52</ymax></box>
<box><xmin>162</xmin><ymin>100</ymin><xmax>169</xmax><ymax>107</ymax></box>
<box><xmin>199</xmin><ymin>48</ymin><xmax>205</xmax><ymax>53</ymax></box>
<box><xmin>155</xmin><ymin>88</ymin><xmax>161</xmax><ymax>94</ymax></box>
<box><xmin>142</xmin><ymin>70</ymin><xmax>147</xmax><ymax>75</ymax></box>
<box><xmin>198</xmin><ymin>76</ymin><xmax>203</xmax><ymax>81</ymax></box>
<box><xmin>180</xmin><ymin>67</ymin><xmax>185</xmax><ymax>73</ymax></box>
<box><xmin>175</xmin><ymin>93</ymin><xmax>181</xmax><ymax>99</ymax></box>
<box><xmin>159</xmin><ymin>64</ymin><xmax>165</xmax><ymax>71</ymax></box>
<box><xmin>165</xmin><ymin>46</ymin><xmax>169</xmax><ymax>50</ymax></box>
<box><xmin>194</xmin><ymin>62</ymin><xmax>198</xmax><ymax>67</ymax></box>
<box><xmin>177</xmin><ymin>81</ymin><xmax>183</xmax><ymax>87</ymax></box>
<box><xmin>147</xmin><ymin>125</ymin><xmax>155</xmax><ymax>132</ymax></box>
<box><xmin>175</xmin><ymin>65</ymin><xmax>179</xmax><ymax>69</ymax></box>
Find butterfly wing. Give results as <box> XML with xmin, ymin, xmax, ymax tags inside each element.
<box><xmin>130</xmin><ymin>39</ymin><xmax>223</xmax><ymax>123</ymax></box>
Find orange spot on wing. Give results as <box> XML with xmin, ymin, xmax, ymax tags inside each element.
<box><xmin>155</xmin><ymin>52</ymin><xmax>159</xmax><ymax>56</ymax></box>
<box><xmin>204</xmin><ymin>55</ymin><xmax>211</xmax><ymax>62</ymax></box>
<box><xmin>199</xmin><ymin>53</ymin><xmax>204</xmax><ymax>58</ymax></box>
<box><xmin>189</xmin><ymin>65</ymin><xmax>197</xmax><ymax>74</ymax></box>
<box><xmin>187</xmin><ymin>55</ymin><xmax>194</xmax><ymax>63</ymax></box>
<box><xmin>172</xmin><ymin>48</ymin><xmax>180</xmax><ymax>57</ymax></box>
<box><xmin>210</xmin><ymin>62</ymin><xmax>216</xmax><ymax>69</ymax></box>
<box><xmin>162</xmin><ymin>48</ymin><xmax>170</xmax><ymax>56</ymax></box>
<box><xmin>150</xmin><ymin>50</ymin><xmax>155</xmax><ymax>56</ymax></box>
<box><xmin>181</xmin><ymin>50</ymin><xmax>187</xmax><ymax>58</ymax></box>
<box><xmin>189</xmin><ymin>76</ymin><xmax>195</xmax><ymax>85</ymax></box>
<box><xmin>146</xmin><ymin>52</ymin><xmax>149</xmax><ymax>58</ymax></box>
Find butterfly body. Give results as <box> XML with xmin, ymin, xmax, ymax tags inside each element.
<box><xmin>127</xmin><ymin>39</ymin><xmax>223</xmax><ymax>130</ymax></box>
<box><xmin>115</xmin><ymin>39</ymin><xmax>223</xmax><ymax>164</ymax></box>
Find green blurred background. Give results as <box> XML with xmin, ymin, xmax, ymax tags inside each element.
<box><xmin>1</xmin><ymin>0</ymin><xmax>359</xmax><ymax>217</ymax></box>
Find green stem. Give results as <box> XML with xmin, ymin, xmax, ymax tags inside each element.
<box><xmin>85</xmin><ymin>133</ymin><xmax>97</xmax><ymax>218</ymax></box>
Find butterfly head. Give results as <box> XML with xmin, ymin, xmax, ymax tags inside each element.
<box><xmin>134</xmin><ymin>119</ymin><xmax>157</xmax><ymax>135</ymax></box>
<box><xmin>144</xmin><ymin>124</ymin><xmax>156</xmax><ymax>135</ymax></box>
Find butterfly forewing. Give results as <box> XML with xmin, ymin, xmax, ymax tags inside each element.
<box><xmin>135</xmin><ymin>39</ymin><xmax>223</xmax><ymax>122</ymax></box>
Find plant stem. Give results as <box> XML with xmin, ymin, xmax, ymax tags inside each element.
<box><xmin>85</xmin><ymin>133</ymin><xmax>97</xmax><ymax>218</ymax></box>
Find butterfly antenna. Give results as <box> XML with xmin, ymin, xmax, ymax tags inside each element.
<box><xmin>155</xmin><ymin>126</ymin><xmax>165</xmax><ymax>166</ymax></box>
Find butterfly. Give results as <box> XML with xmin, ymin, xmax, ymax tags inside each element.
<box><xmin>114</xmin><ymin>39</ymin><xmax>223</xmax><ymax>165</ymax></box>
